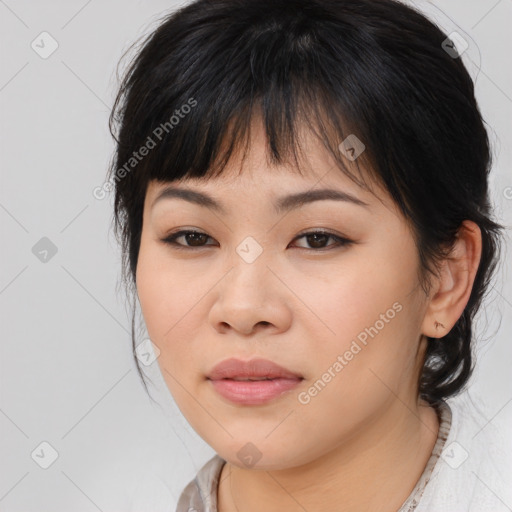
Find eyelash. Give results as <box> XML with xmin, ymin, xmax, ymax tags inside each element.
<box><xmin>161</xmin><ymin>229</ymin><xmax>354</xmax><ymax>252</ymax></box>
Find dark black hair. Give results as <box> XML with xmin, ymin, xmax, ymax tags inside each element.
<box><xmin>107</xmin><ymin>0</ymin><xmax>504</xmax><ymax>405</ymax></box>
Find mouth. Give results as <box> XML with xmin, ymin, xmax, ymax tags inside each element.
<box><xmin>207</xmin><ymin>358</ymin><xmax>304</xmax><ymax>405</ymax></box>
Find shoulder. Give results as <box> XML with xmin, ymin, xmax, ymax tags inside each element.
<box><xmin>416</xmin><ymin>393</ymin><xmax>512</xmax><ymax>512</ymax></box>
<box><xmin>175</xmin><ymin>454</ymin><xmax>226</xmax><ymax>512</ymax></box>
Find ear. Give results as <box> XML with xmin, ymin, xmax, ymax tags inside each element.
<box><xmin>421</xmin><ymin>220</ymin><xmax>482</xmax><ymax>338</ymax></box>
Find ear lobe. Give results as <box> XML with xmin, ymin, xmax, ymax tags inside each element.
<box><xmin>421</xmin><ymin>220</ymin><xmax>482</xmax><ymax>338</ymax></box>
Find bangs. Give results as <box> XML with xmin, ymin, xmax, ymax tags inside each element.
<box><xmin>160</xmin><ymin>87</ymin><xmax>373</xmax><ymax>188</ymax></box>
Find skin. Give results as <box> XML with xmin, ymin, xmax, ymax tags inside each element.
<box><xmin>136</xmin><ymin>114</ymin><xmax>482</xmax><ymax>512</ymax></box>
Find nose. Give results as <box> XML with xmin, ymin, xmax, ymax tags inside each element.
<box><xmin>208</xmin><ymin>256</ymin><xmax>292</xmax><ymax>336</ymax></box>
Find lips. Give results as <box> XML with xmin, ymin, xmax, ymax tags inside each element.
<box><xmin>207</xmin><ymin>358</ymin><xmax>303</xmax><ymax>405</ymax></box>
<box><xmin>207</xmin><ymin>357</ymin><xmax>303</xmax><ymax>381</ymax></box>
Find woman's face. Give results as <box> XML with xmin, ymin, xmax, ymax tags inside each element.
<box><xmin>136</xmin><ymin>120</ymin><xmax>431</xmax><ymax>470</ymax></box>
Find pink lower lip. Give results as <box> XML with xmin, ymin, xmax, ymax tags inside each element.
<box><xmin>209</xmin><ymin>377</ymin><xmax>302</xmax><ymax>405</ymax></box>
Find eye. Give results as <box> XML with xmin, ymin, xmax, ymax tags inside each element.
<box><xmin>161</xmin><ymin>229</ymin><xmax>217</xmax><ymax>249</ymax></box>
<box><xmin>161</xmin><ymin>228</ymin><xmax>353</xmax><ymax>251</ymax></box>
<box><xmin>290</xmin><ymin>230</ymin><xmax>353</xmax><ymax>250</ymax></box>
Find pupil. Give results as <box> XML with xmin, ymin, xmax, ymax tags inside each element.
<box><xmin>308</xmin><ymin>234</ymin><xmax>327</xmax><ymax>248</ymax></box>
<box><xmin>187</xmin><ymin>233</ymin><xmax>206</xmax><ymax>246</ymax></box>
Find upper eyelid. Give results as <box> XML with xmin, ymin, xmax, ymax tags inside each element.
<box><xmin>165</xmin><ymin>228</ymin><xmax>345</xmax><ymax>239</ymax></box>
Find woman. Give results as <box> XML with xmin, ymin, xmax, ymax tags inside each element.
<box><xmin>107</xmin><ymin>0</ymin><xmax>508</xmax><ymax>510</ymax></box>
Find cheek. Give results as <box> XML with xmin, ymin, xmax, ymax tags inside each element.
<box><xmin>301</xmin><ymin>235</ymin><xmax>422</xmax><ymax>386</ymax></box>
<box><xmin>302</xmin><ymin>245</ymin><xmax>415</xmax><ymax>340</ymax></box>
<box><xmin>136</xmin><ymin>241</ymin><xmax>198</xmax><ymax>360</ymax></box>
<box><xmin>136</xmin><ymin>237</ymin><xmax>201</xmax><ymax>328</ymax></box>
<box><xmin>136</xmin><ymin>251</ymin><xmax>173</xmax><ymax>339</ymax></box>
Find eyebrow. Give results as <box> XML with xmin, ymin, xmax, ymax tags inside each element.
<box><xmin>151</xmin><ymin>186</ymin><xmax>370</xmax><ymax>215</ymax></box>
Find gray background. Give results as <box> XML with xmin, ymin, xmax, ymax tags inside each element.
<box><xmin>1</xmin><ymin>1</ymin><xmax>511</xmax><ymax>511</ymax></box>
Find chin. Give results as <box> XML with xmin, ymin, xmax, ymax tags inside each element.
<box><xmin>214</xmin><ymin>439</ymin><xmax>313</xmax><ymax>471</ymax></box>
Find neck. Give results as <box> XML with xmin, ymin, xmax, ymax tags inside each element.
<box><xmin>217</xmin><ymin>398</ymin><xmax>439</xmax><ymax>512</ymax></box>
